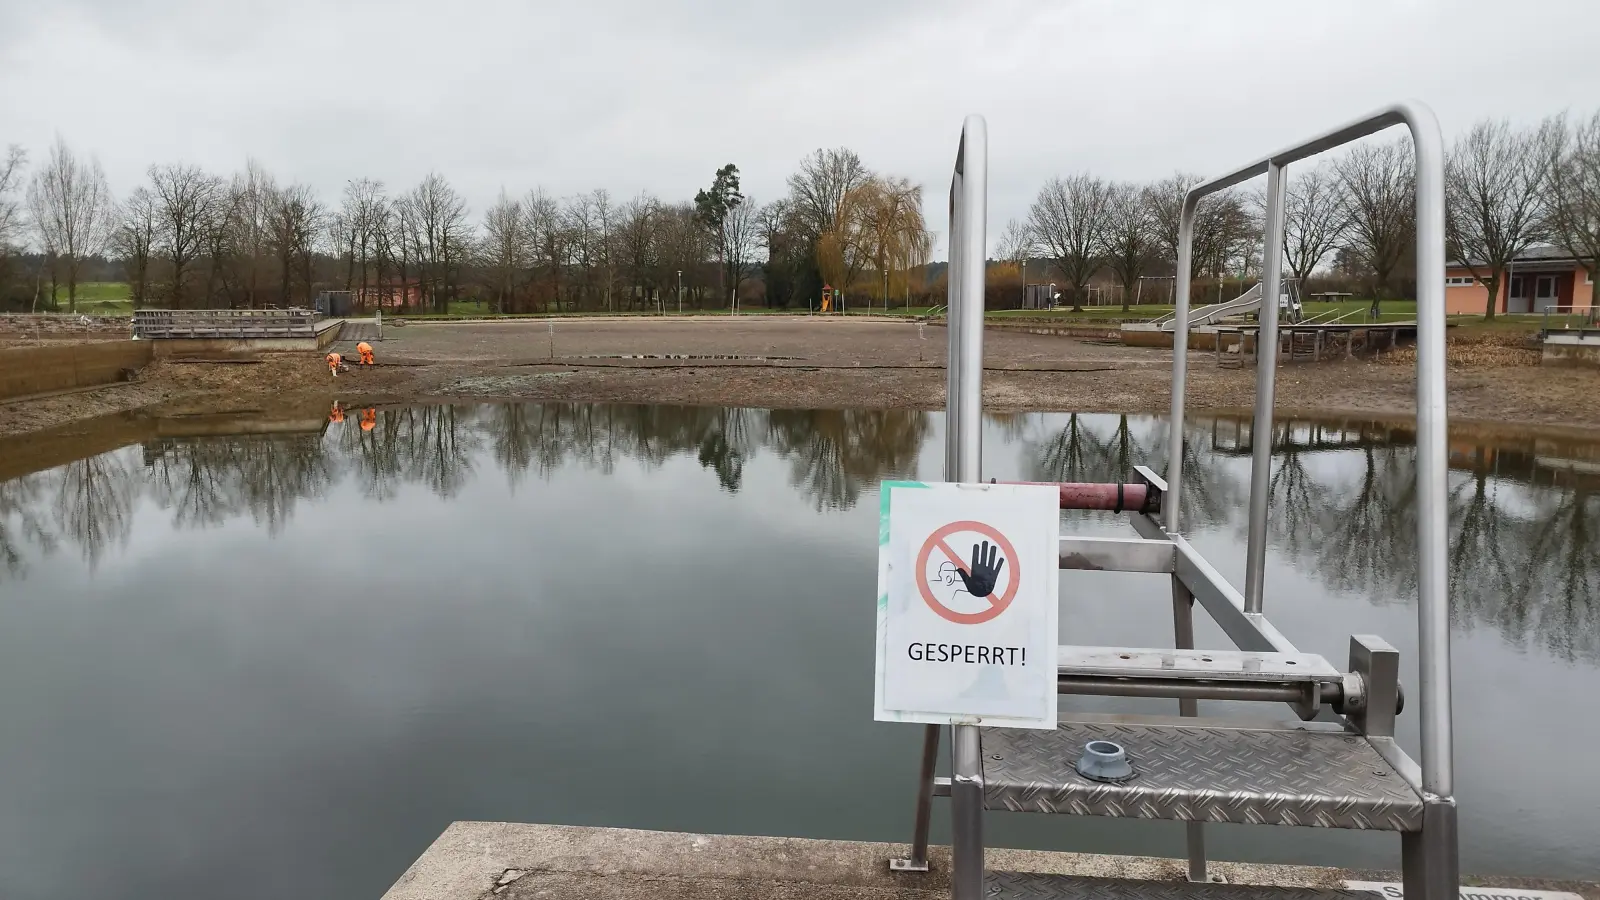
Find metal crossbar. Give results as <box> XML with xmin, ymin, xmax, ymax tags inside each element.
<box><xmin>893</xmin><ymin>104</ymin><xmax>1457</xmax><ymax>900</ymax></box>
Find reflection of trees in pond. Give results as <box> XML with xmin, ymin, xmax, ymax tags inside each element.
<box><xmin>52</xmin><ymin>449</ymin><xmax>140</xmax><ymax>567</ymax></box>
<box><xmin>1018</xmin><ymin>413</ymin><xmax>1600</xmax><ymax>665</ymax></box>
<box><xmin>146</xmin><ymin>439</ymin><xmax>244</xmax><ymax>528</ymax></box>
<box><xmin>3</xmin><ymin>405</ymin><xmax>1595</xmax><ymax>662</ymax></box>
<box><xmin>767</xmin><ymin>409</ymin><xmax>930</xmax><ymax>511</ymax></box>
<box><xmin>1522</xmin><ymin>485</ymin><xmax>1600</xmax><ymax>661</ymax></box>
<box><xmin>145</xmin><ymin>436</ymin><xmax>333</xmax><ymax>535</ymax></box>
<box><xmin>0</xmin><ymin>472</ymin><xmax>59</xmax><ymax>576</ymax></box>
<box><xmin>1023</xmin><ymin>414</ymin><xmax>1241</xmax><ymax>528</ymax></box>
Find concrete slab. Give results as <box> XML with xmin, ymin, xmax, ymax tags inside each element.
<box><xmin>380</xmin><ymin>823</ymin><xmax>1600</xmax><ymax>900</ymax></box>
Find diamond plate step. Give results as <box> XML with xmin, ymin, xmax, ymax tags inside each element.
<box><xmin>986</xmin><ymin>872</ymin><xmax>1369</xmax><ymax>899</ymax></box>
<box><xmin>982</xmin><ymin>714</ymin><xmax>1423</xmax><ymax>831</ymax></box>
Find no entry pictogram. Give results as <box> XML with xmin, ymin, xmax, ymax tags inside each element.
<box><xmin>915</xmin><ymin>520</ymin><xmax>1020</xmax><ymax>625</ymax></box>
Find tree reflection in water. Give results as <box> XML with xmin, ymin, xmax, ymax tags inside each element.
<box><xmin>2</xmin><ymin>404</ymin><xmax>1595</xmax><ymax>664</ymax></box>
<box><xmin>1023</xmin><ymin>412</ymin><xmax>1600</xmax><ymax>663</ymax></box>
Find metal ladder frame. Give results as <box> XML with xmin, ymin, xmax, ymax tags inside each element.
<box><xmin>894</xmin><ymin>104</ymin><xmax>1457</xmax><ymax>900</ymax></box>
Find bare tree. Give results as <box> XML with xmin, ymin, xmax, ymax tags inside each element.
<box><xmin>523</xmin><ymin>188</ymin><xmax>566</xmax><ymax>312</ymax></box>
<box><xmin>1336</xmin><ymin>138</ymin><xmax>1415</xmax><ymax>305</ymax></box>
<box><xmin>1029</xmin><ymin>174</ymin><xmax>1112</xmax><ymax>311</ymax></box>
<box><xmin>407</xmin><ymin>173</ymin><xmax>471</xmax><ymax>313</ymax></box>
<box><xmin>592</xmin><ymin>188</ymin><xmax>617</xmax><ymax>311</ymax></box>
<box><xmin>1099</xmin><ymin>182</ymin><xmax>1154</xmax><ymax>312</ymax></box>
<box><xmin>25</xmin><ymin>138</ymin><xmax>113</xmax><ymax>312</ymax></box>
<box><xmin>112</xmin><ymin>188</ymin><xmax>159</xmax><ymax>307</ymax></box>
<box><xmin>1281</xmin><ymin>164</ymin><xmax>1348</xmax><ymax>284</ymax></box>
<box><xmin>230</xmin><ymin>160</ymin><xmax>275</xmax><ymax>309</ymax></box>
<box><xmin>785</xmin><ymin>148</ymin><xmax>870</xmax><ymax>242</ymax></box>
<box><xmin>786</xmin><ymin>148</ymin><xmax>874</xmax><ymax>303</ymax></box>
<box><xmin>0</xmin><ymin>145</ymin><xmax>25</xmax><ymax>257</ymax></box>
<box><xmin>563</xmin><ymin>192</ymin><xmax>598</xmax><ymax>310</ymax></box>
<box><xmin>149</xmin><ymin>163</ymin><xmax>222</xmax><ymax>307</ymax></box>
<box><xmin>266</xmin><ymin>182</ymin><xmax>325</xmax><ymax>306</ymax></box>
<box><xmin>200</xmin><ymin>182</ymin><xmax>243</xmax><ymax>306</ymax></box>
<box><xmin>724</xmin><ymin>196</ymin><xmax>758</xmax><ymax>308</ymax></box>
<box><xmin>1445</xmin><ymin>119</ymin><xmax>1547</xmax><ymax>319</ymax></box>
<box><xmin>618</xmin><ymin>192</ymin><xmax>660</xmax><ymax>311</ymax></box>
<box><xmin>481</xmin><ymin>189</ymin><xmax>528</xmax><ymax>313</ymax></box>
<box><xmin>1541</xmin><ymin>110</ymin><xmax>1600</xmax><ymax>292</ymax></box>
<box><xmin>1147</xmin><ymin>172</ymin><xmax>1198</xmax><ymax>264</ymax></box>
<box><xmin>996</xmin><ymin>218</ymin><xmax>1034</xmax><ymax>268</ymax></box>
<box><xmin>654</xmin><ymin>202</ymin><xmax>708</xmax><ymax>309</ymax></box>
<box><xmin>1144</xmin><ymin>171</ymin><xmax>1256</xmax><ymax>301</ymax></box>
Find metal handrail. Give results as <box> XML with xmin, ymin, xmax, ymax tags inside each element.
<box><xmin>1166</xmin><ymin>100</ymin><xmax>1455</xmax><ymax>898</ymax></box>
<box><xmin>1540</xmin><ymin>304</ymin><xmax>1600</xmax><ymax>336</ymax></box>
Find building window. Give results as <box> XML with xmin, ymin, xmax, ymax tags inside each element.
<box><xmin>1445</xmin><ymin>276</ymin><xmax>1475</xmax><ymax>286</ymax></box>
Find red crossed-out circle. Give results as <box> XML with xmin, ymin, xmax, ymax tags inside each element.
<box><xmin>915</xmin><ymin>520</ymin><xmax>1020</xmax><ymax>625</ymax></box>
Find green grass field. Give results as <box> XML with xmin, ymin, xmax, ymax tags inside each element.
<box><xmin>48</xmin><ymin>282</ymin><xmax>134</xmax><ymax>312</ymax></box>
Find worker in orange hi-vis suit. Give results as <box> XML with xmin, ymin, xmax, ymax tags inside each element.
<box><xmin>326</xmin><ymin>351</ymin><xmax>344</xmax><ymax>376</ymax></box>
<box><xmin>360</xmin><ymin>408</ymin><xmax>376</xmax><ymax>432</ymax></box>
<box><xmin>356</xmin><ymin>342</ymin><xmax>375</xmax><ymax>366</ymax></box>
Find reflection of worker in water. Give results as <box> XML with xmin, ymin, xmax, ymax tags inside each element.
<box><xmin>329</xmin><ymin>401</ymin><xmax>345</xmax><ymax>424</ymax></box>
<box><xmin>360</xmin><ymin>408</ymin><xmax>376</xmax><ymax>432</ymax></box>
<box><xmin>326</xmin><ymin>351</ymin><xmax>346</xmax><ymax>376</ymax></box>
<box><xmin>356</xmin><ymin>341</ymin><xmax>375</xmax><ymax>366</ymax></box>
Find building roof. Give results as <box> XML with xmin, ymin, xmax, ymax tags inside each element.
<box><xmin>1449</xmin><ymin>244</ymin><xmax>1591</xmax><ymax>268</ymax></box>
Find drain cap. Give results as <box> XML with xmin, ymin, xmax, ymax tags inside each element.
<box><xmin>1075</xmin><ymin>739</ymin><xmax>1134</xmax><ymax>783</ymax></box>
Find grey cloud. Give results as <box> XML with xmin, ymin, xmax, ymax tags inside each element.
<box><xmin>2</xmin><ymin>0</ymin><xmax>1595</xmax><ymax>257</ymax></box>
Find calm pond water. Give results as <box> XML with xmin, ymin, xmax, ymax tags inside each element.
<box><xmin>0</xmin><ymin>403</ymin><xmax>1596</xmax><ymax>900</ymax></box>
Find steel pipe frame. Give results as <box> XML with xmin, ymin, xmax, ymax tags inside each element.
<box><xmin>1056</xmin><ymin>674</ymin><xmax>1330</xmax><ymax>706</ymax></box>
<box><xmin>1164</xmin><ymin>101</ymin><xmax>1454</xmax><ymax>899</ymax></box>
<box><xmin>947</xmin><ymin>115</ymin><xmax>987</xmax><ymax>900</ymax></box>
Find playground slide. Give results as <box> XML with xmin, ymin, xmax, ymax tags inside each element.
<box><xmin>1156</xmin><ymin>283</ymin><xmax>1262</xmax><ymax>331</ymax></box>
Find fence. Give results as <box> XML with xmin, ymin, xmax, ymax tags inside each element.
<box><xmin>132</xmin><ymin>309</ymin><xmax>318</xmax><ymax>340</ymax></box>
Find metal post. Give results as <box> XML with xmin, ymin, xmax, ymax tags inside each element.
<box><xmin>1171</xmin><ymin>579</ymin><xmax>1206</xmax><ymax>881</ymax></box>
<box><xmin>678</xmin><ymin>270</ymin><xmax>683</xmax><ymax>314</ymax></box>
<box><xmin>1243</xmin><ymin>161</ymin><xmax>1287</xmax><ymax>615</ymax></box>
<box><xmin>944</xmin><ymin>181</ymin><xmax>963</xmax><ymax>478</ymax></box>
<box><xmin>892</xmin><ymin>724</ymin><xmax>940</xmax><ymax>872</ymax></box>
<box><xmin>1165</xmin><ymin>197</ymin><xmax>1196</xmax><ymax>534</ymax></box>
<box><xmin>1406</xmin><ymin>105</ymin><xmax>1459</xmax><ymax>900</ymax></box>
<box><xmin>948</xmin><ymin>114</ymin><xmax>988</xmax><ymax>900</ymax></box>
<box><xmin>375</xmin><ymin>308</ymin><xmax>382</xmax><ymax>341</ymax></box>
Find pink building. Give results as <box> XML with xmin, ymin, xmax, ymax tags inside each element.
<box><xmin>1445</xmin><ymin>246</ymin><xmax>1595</xmax><ymax>315</ymax></box>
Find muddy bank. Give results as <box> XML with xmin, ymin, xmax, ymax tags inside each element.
<box><xmin>2</xmin><ymin>318</ymin><xmax>1596</xmax><ymax>439</ymax></box>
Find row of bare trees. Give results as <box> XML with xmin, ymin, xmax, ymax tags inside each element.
<box><xmin>1007</xmin><ymin>109</ymin><xmax>1600</xmax><ymax>318</ymax></box>
<box><xmin>0</xmin><ymin>137</ymin><xmax>935</xmax><ymax>314</ymax></box>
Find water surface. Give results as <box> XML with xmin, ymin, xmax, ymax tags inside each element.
<box><xmin>0</xmin><ymin>403</ymin><xmax>1596</xmax><ymax>900</ymax></box>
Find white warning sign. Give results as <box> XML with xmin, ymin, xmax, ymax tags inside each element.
<box><xmin>874</xmin><ymin>481</ymin><xmax>1059</xmax><ymax>728</ymax></box>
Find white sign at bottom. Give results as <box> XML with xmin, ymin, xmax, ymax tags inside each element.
<box><xmin>1344</xmin><ymin>882</ymin><xmax>1582</xmax><ymax>900</ymax></box>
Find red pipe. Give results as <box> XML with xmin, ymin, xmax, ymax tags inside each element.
<box><xmin>1001</xmin><ymin>481</ymin><xmax>1156</xmax><ymax>513</ymax></box>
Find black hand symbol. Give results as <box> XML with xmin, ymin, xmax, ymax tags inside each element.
<box><xmin>957</xmin><ymin>541</ymin><xmax>1004</xmax><ymax>598</ymax></box>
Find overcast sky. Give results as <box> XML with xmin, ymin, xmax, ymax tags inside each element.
<box><xmin>3</xmin><ymin>0</ymin><xmax>1596</xmax><ymax>258</ymax></box>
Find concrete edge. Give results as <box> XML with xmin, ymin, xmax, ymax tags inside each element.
<box><xmin>378</xmin><ymin>823</ymin><xmax>1600</xmax><ymax>900</ymax></box>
